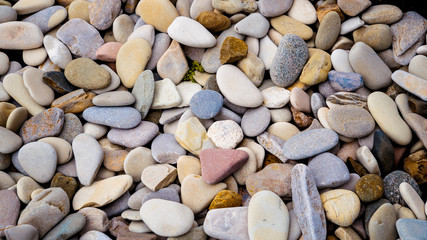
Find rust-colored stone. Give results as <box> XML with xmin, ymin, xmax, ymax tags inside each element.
<box><xmin>51</xmin><ymin>89</ymin><xmax>95</xmax><ymax>113</ymax></box>
<box><xmin>196</xmin><ymin>11</ymin><xmax>231</xmax><ymax>32</ymax></box>
<box><xmin>209</xmin><ymin>190</ymin><xmax>242</xmax><ymax>210</ymax></box>
<box><xmin>50</xmin><ymin>172</ymin><xmax>78</xmax><ymax>200</ymax></box>
<box><xmin>219</xmin><ymin>36</ymin><xmax>248</xmax><ymax>64</ymax></box>
<box><xmin>404</xmin><ymin>150</ymin><xmax>427</xmax><ymax>184</ymax></box>
<box><xmin>103</xmin><ymin>149</ymin><xmax>128</xmax><ymax>172</ymax></box>
<box><xmin>348</xmin><ymin>156</ymin><xmax>369</xmax><ymax>177</ymax></box>
<box><xmin>124</xmin><ymin>0</ymin><xmax>138</xmax><ymax>14</ymax></box>
<box><xmin>291</xmin><ymin>106</ymin><xmax>313</xmax><ymax>128</ymax></box>
<box><xmin>317</xmin><ymin>4</ymin><xmax>345</xmax><ymax>22</ymax></box>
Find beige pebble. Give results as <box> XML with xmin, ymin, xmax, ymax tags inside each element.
<box><xmin>177</xmin><ymin>155</ymin><xmax>201</xmax><ymax>183</ymax></box>
<box><xmin>124</xmin><ymin>147</ymin><xmax>156</xmax><ymax>182</ymax></box>
<box><xmin>233</xmin><ymin>147</ymin><xmax>257</xmax><ymax>185</ymax></box>
<box><xmin>399</xmin><ymin>182</ymin><xmax>426</xmax><ymax>220</ymax></box>
<box><xmin>356</xmin><ymin>146</ymin><xmax>380</xmax><ymax>174</ymax></box>
<box><xmin>6</xmin><ymin>107</ymin><xmax>28</xmax><ymax>132</ymax></box>
<box><xmin>141</xmin><ymin>164</ymin><xmax>177</xmax><ymax>191</ymax></box>
<box><xmin>30</xmin><ymin>188</ymin><xmax>44</xmax><ymax>199</ymax></box>
<box><xmin>68</xmin><ymin>0</ymin><xmax>90</xmax><ymax>22</ymax></box>
<box><xmin>78</xmin><ymin>207</ymin><xmax>110</xmax><ymax>235</ymax></box>
<box><xmin>0</xmin><ymin>170</ymin><xmax>14</xmax><ymax>189</ymax></box>
<box><xmin>112</xmin><ymin>14</ymin><xmax>135</xmax><ymax>44</ymax></box>
<box><xmin>16</xmin><ymin>176</ymin><xmax>43</xmax><ymax>204</ymax></box>
<box><xmin>38</xmin><ymin>137</ymin><xmax>73</xmax><ymax>164</ymax></box>
<box><xmin>270</xmin><ymin>107</ymin><xmax>292</xmax><ymax>123</ymax></box>
<box><xmin>267</xmin><ymin>122</ymin><xmax>300</xmax><ymax>141</ymax></box>
<box><xmin>83</xmin><ymin>122</ymin><xmax>108</xmax><ymax>139</ymax></box>
<box><xmin>23</xmin><ymin>68</ymin><xmax>55</xmax><ymax>106</ymax></box>
<box><xmin>394</xmin><ymin>204</ymin><xmax>416</xmax><ymax>219</ymax></box>
<box><xmin>238</xmin><ymin>138</ymin><xmax>265</xmax><ymax>170</ymax></box>
<box><xmin>12</xmin><ymin>0</ymin><xmax>55</xmax><ymax>15</ymax></box>
<box><xmin>22</xmin><ymin>47</ymin><xmax>47</xmax><ymax>66</ymax></box>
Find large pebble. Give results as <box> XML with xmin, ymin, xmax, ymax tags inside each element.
<box><xmin>320</xmin><ymin>189</ymin><xmax>360</xmax><ymax>227</ymax></box>
<box><xmin>56</xmin><ymin>18</ymin><xmax>104</xmax><ymax>60</ymax></box>
<box><xmin>141</xmin><ymin>164</ymin><xmax>177</xmax><ymax>191</ymax></box>
<box><xmin>270</xmin><ymin>34</ymin><xmax>308</xmax><ymax>87</ymax></box>
<box><xmin>0</xmin><ymin>190</ymin><xmax>20</xmax><ymax>237</ymax></box>
<box><xmin>327</xmin><ymin>105</ymin><xmax>375</xmax><ymax>138</ymax></box>
<box><xmin>43</xmin><ymin>35</ymin><xmax>72</xmax><ymax>69</ymax></box>
<box><xmin>291</xmin><ymin>164</ymin><xmax>327</xmax><ymax>239</ymax></box>
<box><xmin>22</xmin><ymin>5</ymin><xmax>66</xmax><ymax>33</ymax></box>
<box><xmin>248</xmin><ymin>190</ymin><xmax>289</xmax><ymax>239</ymax></box>
<box><xmin>216</xmin><ymin>64</ymin><xmax>263</xmax><ymax>108</ymax></box>
<box><xmin>0</xmin><ymin>6</ymin><xmax>17</xmax><ymax>23</ymax></box>
<box><xmin>4</xmin><ymin>224</ymin><xmax>38</xmax><ymax>240</ymax></box>
<box><xmin>399</xmin><ymin>182</ymin><xmax>426</xmax><ymax>220</ymax></box>
<box><xmin>261</xmin><ymin>86</ymin><xmax>290</xmax><ymax>108</ymax></box>
<box><xmin>392</xmin><ymin>70</ymin><xmax>427</xmax><ymax>101</ymax></box>
<box><xmin>234</xmin><ymin>13</ymin><xmax>269</xmax><ymax>38</ymax></box>
<box><xmin>20</xmin><ymin>107</ymin><xmax>64</xmax><ymax>144</ymax></box>
<box><xmin>18</xmin><ymin>188</ymin><xmax>70</xmax><ymax>238</ymax></box>
<box><xmin>367</xmin><ymin>91</ymin><xmax>412</xmax><ymax>145</ymax></box>
<box><xmin>282</xmin><ymin>129</ymin><xmax>339</xmax><ymax>160</ymax></box>
<box><xmin>151</xmin><ymin>78</ymin><xmax>182</xmax><ymax>109</ymax></box>
<box><xmin>175</xmin><ymin>117</ymin><xmax>215</xmax><ymax>156</ymax></box>
<box><xmin>65</xmin><ymin>58</ymin><xmax>111</xmax><ymax>90</ymax></box>
<box><xmin>337</xmin><ymin>0</ymin><xmax>371</xmax><ymax>16</ymax></box>
<box><xmin>42</xmin><ymin>213</ymin><xmax>86</xmax><ymax>240</ymax></box>
<box><xmin>246</xmin><ymin>163</ymin><xmax>292</xmax><ymax>197</ymax></box>
<box><xmin>287</xmin><ymin>0</ymin><xmax>317</xmax><ymax>25</ymax></box>
<box><xmin>396</xmin><ymin>218</ymin><xmax>427</xmax><ymax>240</ymax></box>
<box><xmin>168</xmin><ymin>16</ymin><xmax>216</xmax><ymax>48</ymax></box>
<box><xmin>308</xmin><ymin>153</ymin><xmax>350</xmax><ymax>189</ymax></box>
<box><xmin>203</xmin><ymin>207</ymin><xmax>250</xmax><ymax>240</ymax></box>
<box><xmin>140</xmin><ymin>199</ymin><xmax>194</xmax><ymax>237</ymax></box>
<box><xmin>0</xmin><ymin>126</ymin><xmax>22</xmax><ymax>154</ymax></box>
<box><xmin>328</xmin><ymin>70</ymin><xmax>364</xmax><ymax>92</ymax></box>
<box><xmin>258</xmin><ymin>0</ymin><xmax>293</xmax><ymax>17</ymax></box>
<box><xmin>299</xmin><ymin>49</ymin><xmax>332</xmax><ymax>86</ymax></box>
<box><xmin>88</xmin><ymin>0</ymin><xmax>121</xmax><ymax>30</ymax></box>
<box><xmin>93</xmin><ymin>91</ymin><xmax>135</xmax><ymax>107</ymax></box>
<box><xmin>241</xmin><ymin>106</ymin><xmax>270</xmax><ymax>137</ymax></box>
<box><xmin>361</xmin><ymin>4</ymin><xmax>403</xmax><ymax>24</ymax></box>
<box><xmin>72</xmin><ymin>133</ymin><xmax>104</xmax><ymax>186</ymax></box>
<box><xmin>83</xmin><ymin>106</ymin><xmax>141</xmax><ymax>129</ymax></box>
<box><xmin>207</xmin><ymin>120</ymin><xmax>243</xmax><ymax>149</ymax></box>
<box><xmin>349</xmin><ymin>42</ymin><xmax>392</xmax><ymax>90</ymax></box>
<box><xmin>190</xmin><ymin>90</ymin><xmax>223</xmax><ymax>119</ymax></box>
<box><xmin>315</xmin><ymin>11</ymin><xmax>341</xmax><ymax>51</ymax></box>
<box><xmin>353</xmin><ymin>24</ymin><xmax>392</xmax><ymax>51</ymax></box>
<box><xmin>368</xmin><ymin>203</ymin><xmax>397</xmax><ymax>239</ymax></box>
<box><xmin>73</xmin><ymin>175</ymin><xmax>133</xmax><ymax>210</ymax></box>
<box><xmin>18</xmin><ymin>142</ymin><xmax>57</xmax><ymax>183</ymax></box>
<box><xmin>0</xmin><ymin>22</ymin><xmax>43</xmax><ymax>50</ymax></box>
<box><xmin>383</xmin><ymin>170</ymin><xmax>421</xmax><ymax>205</ymax></box>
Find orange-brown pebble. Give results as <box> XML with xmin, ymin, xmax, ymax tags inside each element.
<box><xmin>51</xmin><ymin>89</ymin><xmax>95</xmax><ymax>113</ymax></box>
<box><xmin>219</xmin><ymin>36</ymin><xmax>248</xmax><ymax>64</ymax></box>
<box><xmin>103</xmin><ymin>149</ymin><xmax>128</xmax><ymax>172</ymax></box>
<box><xmin>209</xmin><ymin>190</ymin><xmax>242</xmax><ymax>210</ymax></box>
<box><xmin>196</xmin><ymin>11</ymin><xmax>231</xmax><ymax>32</ymax></box>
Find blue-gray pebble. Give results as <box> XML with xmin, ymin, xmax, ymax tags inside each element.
<box><xmin>151</xmin><ymin>133</ymin><xmax>186</xmax><ymax>164</ymax></box>
<box><xmin>282</xmin><ymin>129</ymin><xmax>339</xmax><ymax>160</ymax></box>
<box><xmin>190</xmin><ymin>90</ymin><xmax>223</xmax><ymax>119</ymax></box>
<box><xmin>82</xmin><ymin>106</ymin><xmax>141</xmax><ymax>129</ymax></box>
<box><xmin>328</xmin><ymin>70</ymin><xmax>364</xmax><ymax>92</ymax></box>
<box><xmin>308</xmin><ymin>152</ymin><xmax>350</xmax><ymax>189</ymax></box>
<box><xmin>396</xmin><ymin>218</ymin><xmax>427</xmax><ymax>240</ymax></box>
<box><xmin>270</xmin><ymin>34</ymin><xmax>309</xmax><ymax>87</ymax></box>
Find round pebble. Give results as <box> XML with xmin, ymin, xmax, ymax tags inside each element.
<box><xmin>190</xmin><ymin>90</ymin><xmax>223</xmax><ymax>119</ymax></box>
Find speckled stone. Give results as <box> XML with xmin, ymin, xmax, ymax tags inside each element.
<box><xmin>151</xmin><ymin>133</ymin><xmax>186</xmax><ymax>164</ymax></box>
<box><xmin>19</xmin><ymin>107</ymin><xmax>64</xmax><ymax>144</ymax></box>
<box><xmin>355</xmin><ymin>174</ymin><xmax>384</xmax><ymax>202</ymax></box>
<box><xmin>282</xmin><ymin>129</ymin><xmax>339</xmax><ymax>160</ymax></box>
<box><xmin>327</xmin><ymin>105</ymin><xmax>375</xmax><ymax>138</ymax></box>
<box><xmin>58</xmin><ymin>113</ymin><xmax>83</xmax><ymax>143</ymax></box>
<box><xmin>42</xmin><ymin>71</ymin><xmax>75</xmax><ymax>94</ymax></box>
<box><xmin>291</xmin><ymin>164</ymin><xmax>327</xmax><ymax>240</ymax></box>
<box><xmin>383</xmin><ymin>170</ymin><xmax>421</xmax><ymax>206</ymax></box>
<box><xmin>190</xmin><ymin>90</ymin><xmax>223</xmax><ymax>119</ymax></box>
<box><xmin>83</xmin><ymin>106</ymin><xmax>141</xmax><ymax>129</ymax></box>
<box><xmin>270</xmin><ymin>34</ymin><xmax>308</xmax><ymax>87</ymax></box>
<box><xmin>56</xmin><ymin>18</ymin><xmax>104</xmax><ymax>60</ymax></box>
<box><xmin>308</xmin><ymin>153</ymin><xmax>350</xmax><ymax>189</ymax></box>
<box><xmin>241</xmin><ymin>106</ymin><xmax>271</xmax><ymax>137</ymax></box>
<box><xmin>246</xmin><ymin>163</ymin><xmax>293</xmax><ymax>197</ymax></box>
<box><xmin>107</xmin><ymin>121</ymin><xmax>158</xmax><ymax>148</ymax></box>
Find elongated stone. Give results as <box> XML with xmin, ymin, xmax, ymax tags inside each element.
<box><xmin>20</xmin><ymin>108</ymin><xmax>64</xmax><ymax>144</ymax></box>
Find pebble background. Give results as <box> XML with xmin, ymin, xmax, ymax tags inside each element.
<box><xmin>0</xmin><ymin>0</ymin><xmax>427</xmax><ymax>239</ymax></box>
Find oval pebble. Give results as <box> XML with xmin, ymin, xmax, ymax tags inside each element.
<box><xmin>83</xmin><ymin>106</ymin><xmax>141</xmax><ymax>129</ymax></box>
<box><xmin>190</xmin><ymin>90</ymin><xmax>223</xmax><ymax>119</ymax></box>
<box><xmin>308</xmin><ymin>152</ymin><xmax>350</xmax><ymax>189</ymax></box>
<box><xmin>151</xmin><ymin>133</ymin><xmax>186</xmax><ymax>164</ymax></box>
<box><xmin>327</xmin><ymin>105</ymin><xmax>375</xmax><ymax>138</ymax></box>
<box><xmin>241</xmin><ymin>106</ymin><xmax>271</xmax><ymax>137</ymax></box>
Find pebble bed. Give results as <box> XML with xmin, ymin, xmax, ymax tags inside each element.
<box><xmin>1</xmin><ymin>0</ymin><xmax>427</xmax><ymax>239</ymax></box>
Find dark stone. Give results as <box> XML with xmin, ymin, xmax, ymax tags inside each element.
<box><xmin>383</xmin><ymin>170</ymin><xmax>421</xmax><ymax>205</ymax></box>
<box><xmin>371</xmin><ymin>129</ymin><xmax>394</xmax><ymax>176</ymax></box>
<box><xmin>50</xmin><ymin>172</ymin><xmax>78</xmax><ymax>200</ymax></box>
<box><xmin>43</xmin><ymin>71</ymin><xmax>75</xmax><ymax>94</ymax></box>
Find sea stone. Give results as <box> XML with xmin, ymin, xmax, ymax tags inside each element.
<box><xmin>57</xmin><ymin>113</ymin><xmax>83</xmax><ymax>143</ymax></box>
<box><xmin>337</xmin><ymin>0</ymin><xmax>371</xmax><ymax>16</ymax></box>
<box><xmin>64</xmin><ymin>58</ymin><xmax>111</xmax><ymax>90</ymax></box>
<box><xmin>270</xmin><ymin>15</ymin><xmax>313</xmax><ymax>40</ymax></box>
<box><xmin>132</xmin><ymin>70</ymin><xmax>155</xmax><ymax>119</ymax></box>
<box><xmin>42</xmin><ymin>213</ymin><xmax>86</xmax><ymax>240</ymax></box>
<box><xmin>404</xmin><ymin>150</ymin><xmax>427</xmax><ymax>185</ymax></box>
<box><xmin>18</xmin><ymin>142</ymin><xmax>57</xmax><ymax>183</ymax></box>
<box><xmin>353</xmin><ymin>24</ymin><xmax>393</xmax><ymax>51</ymax></box>
<box><xmin>361</xmin><ymin>4</ymin><xmax>403</xmax><ymax>24</ymax></box>
<box><xmin>157</xmin><ymin>40</ymin><xmax>188</xmax><ymax>85</ymax></box>
<box><xmin>270</xmin><ymin>34</ymin><xmax>308</xmax><ymax>87</ymax></box>
<box><xmin>308</xmin><ymin>153</ymin><xmax>350</xmax><ymax>189</ymax></box>
<box><xmin>355</xmin><ymin>174</ymin><xmax>384</xmax><ymax>202</ymax></box>
<box><xmin>89</xmin><ymin>0</ymin><xmax>121</xmax><ymax>30</ymax></box>
<box><xmin>196</xmin><ymin>11</ymin><xmax>231</xmax><ymax>32</ymax></box>
<box><xmin>19</xmin><ymin>108</ymin><xmax>64</xmax><ymax>144</ymax></box>
<box><xmin>42</xmin><ymin>71</ymin><xmax>75</xmax><ymax>94</ymax></box>
<box><xmin>368</xmin><ymin>203</ymin><xmax>397</xmax><ymax>239</ymax></box>
<box><xmin>282</xmin><ymin>129</ymin><xmax>339</xmax><ymax>160</ymax></box>
<box><xmin>246</xmin><ymin>163</ymin><xmax>293</xmax><ymax>197</ymax></box>
<box><xmin>0</xmin><ymin>22</ymin><xmax>43</xmax><ymax>50</ymax></box>
<box><xmin>391</xmin><ymin>70</ymin><xmax>427</xmax><ymax>101</ymax></box>
<box><xmin>371</xmin><ymin>129</ymin><xmax>394</xmax><ymax>176</ymax></box>
<box><xmin>327</xmin><ymin>105</ymin><xmax>375</xmax><ymax>138</ymax></box>
<box><xmin>18</xmin><ymin>188</ymin><xmax>70</xmax><ymax>238</ymax></box>
<box><xmin>326</xmin><ymin>92</ymin><xmax>367</xmax><ymax>109</ymax></box>
<box><xmin>73</xmin><ymin>133</ymin><xmax>103</xmax><ymax>186</ymax></box>
<box><xmin>108</xmin><ymin>121</ymin><xmax>158</xmax><ymax>148</ymax></box>
<box><xmin>328</xmin><ymin>70</ymin><xmax>364</xmax><ymax>92</ymax></box>
<box><xmin>241</xmin><ymin>106</ymin><xmax>271</xmax><ymax>137</ymax></box>
<box><xmin>190</xmin><ymin>90</ymin><xmax>223</xmax><ymax>119</ymax></box>
<box><xmin>22</xmin><ymin>6</ymin><xmax>66</xmax><ymax>33</ymax></box>
<box><xmin>211</xmin><ymin>0</ymin><xmax>257</xmax><ymax>14</ymax></box>
<box><xmin>151</xmin><ymin>133</ymin><xmax>186</xmax><ymax>164</ymax></box>
<box><xmin>83</xmin><ymin>106</ymin><xmax>141</xmax><ymax>129</ymax></box>
<box><xmin>299</xmin><ymin>48</ymin><xmax>332</xmax><ymax>86</ymax></box>
<box><xmin>141</xmin><ymin>164</ymin><xmax>177</xmax><ymax>191</ymax></box>
<box><xmin>51</xmin><ymin>89</ymin><xmax>95</xmax><ymax>114</ymax></box>
<box><xmin>396</xmin><ymin>218</ymin><xmax>427</xmax><ymax>240</ymax></box>
<box><xmin>291</xmin><ymin>164</ymin><xmax>327</xmax><ymax>240</ymax></box>
<box><xmin>0</xmin><ymin>190</ymin><xmax>20</xmax><ymax>237</ymax></box>
<box><xmin>315</xmin><ymin>11</ymin><xmax>341</xmax><ymax>51</ymax></box>
<box><xmin>203</xmin><ymin>207</ymin><xmax>250</xmax><ymax>240</ymax></box>
<box><xmin>136</xmin><ymin>0</ymin><xmax>179</xmax><ymax>32</ymax></box>
<box><xmin>209</xmin><ymin>190</ymin><xmax>242</xmax><ymax>209</ymax></box>
<box><xmin>220</xmin><ymin>36</ymin><xmax>248</xmax><ymax>64</ymax></box>
<box><xmin>50</xmin><ymin>173</ymin><xmax>78</xmax><ymax>200</ymax></box>
<box><xmin>57</xmin><ymin>18</ymin><xmax>104</xmax><ymax>60</ymax></box>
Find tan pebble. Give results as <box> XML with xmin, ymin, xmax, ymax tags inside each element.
<box><xmin>124</xmin><ymin>147</ymin><xmax>156</xmax><ymax>182</ymax></box>
<box><xmin>6</xmin><ymin>107</ymin><xmax>28</xmax><ymax>132</ymax></box>
<box><xmin>103</xmin><ymin>149</ymin><xmax>128</xmax><ymax>172</ymax></box>
<box><xmin>177</xmin><ymin>155</ymin><xmax>201</xmax><ymax>183</ymax></box>
<box><xmin>68</xmin><ymin>0</ymin><xmax>90</xmax><ymax>22</ymax></box>
<box><xmin>267</xmin><ymin>122</ymin><xmax>300</xmax><ymax>141</ymax></box>
<box><xmin>141</xmin><ymin>164</ymin><xmax>177</xmax><ymax>191</ymax></box>
<box><xmin>78</xmin><ymin>207</ymin><xmax>110</xmax><ymax>235</ymax></box>
<box><xmin>22</xmin><ymin>47</ymin><xmax>47</xmax><ymax>66</ymax></box>
<box><xmin>23</xmin><ymin>68</ymin><xmax>55</xmax><ymax>106</ymax></box>
<box><xmin>16</xmin><ymin>176</ymin><xmax>43</xmax><ymax>204</ymax></box>
<box><xmin>38</xmin><ymin>137</ymin><xmax>73</xmax><ymax>164</ymax></box>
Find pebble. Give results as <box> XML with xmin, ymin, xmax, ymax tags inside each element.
<box><xmin>43</xmin><ymin>35</ymin><xmax>72</xmax><ymax>69</ymax></box>
<box><xmin>248</xmin><ymin>190</ymin><xmax>289</xmax><ymax>239</ymax></box>
<box><xmin>216</xmin><ymin>64</ymin><xmax>263</xmax><ymax>108</ymax></box>
<box><xmin>328</xmin><ymin>71</ymin><xmax>364</xmax><ymax>92</ymax></box>
<box><xmin>18</xmin><ymin>142</ymin><xmax>57</xmax><ymax>183</ymax></box>
<box><xmin>73</xmin><ymin>175</ymin><xmax>132</xmax><ymax>210</ymax></box>
<box><xmin>19</xmin><ymin>107</ymin><xmax>64</xmax><ymax>144</ymax></box>
<box><xmin>151</xmin><ymin>78</ymin><xmax>182</xmax><ymax>109</ymax></box>
<box><xmin>237</xmin><ymin>52</ymin><xmax>265</xmax><ymax>87</ymax></box>
<box><xmin>18</xmin><ymin>188</ymin><xmax>70</xmax><ymax>238</ymax></box>
<box><xmin>367</xmin><ymin>91</ymin><xmax>412</xmax><ymax>145</ymax></box>
<box><xmin>207</xmin><ymin>120</ymin><xmax>243</xmax><ymax>149</ymax></box>
<box><xmin>57</xmin><ymin>113</ymin><xmax>83</xmax><ymax>143</ymax></box>
<box><xmin>234</xmin><ymin>13</ymin><xmax>269</xmax><ymax>38</ymax></box>
<box><xmin>199</xmin><ymin>148</ymin><xmax>248</xmax><ymax>184</ymax></box>
<box><xmin>246</xmin><ymin>163</ymin><xmax>293</xmax><ymax>197</ymax></box>
<box><xmin>340</xmin><ymin>16</ymin><xmax>365</xmax><ymax>35</ymax></box>
<box><xmin>108</xmin><ymin>121</ymin><xmax>158</xmax><ymax>148</ymax></box>
<box><xmin>282</xmin><ymin>129</ymin><xmax>339</xmax><ymax>160</ymax></box>
<box><xmin>299</xmin><ymin>48</ymin><xmax>332</xmax><ymax>86</ymax></box>
<box><xmin>220</xmin><ymin>36</ymin><xmax>248</xmax><ymax>64</ymax></box>
<box><xmin>290</xmin><ymin>87</ymin><xmax>311</xmax><ymax>113</ymax></box>
<box><xmin>355</xmin><ymin>174</ymin><xmax>384</xmax><ymax>202</ymax></box>
<box><xmin>96</xmin><ymin>42</ymin><xmax>122</xmax><ymax>62</ymax></box>
<box><xmin>326</xmin><ymin>92</ymin><xmax>367</xmax><ymax>109</ymax></box>
<box><xmin>141</xmin><ymin>164</ymin><xmax>177</xmax><ymax>191</ymax></box>
<box><xmin>83</xmin><ymin>106</ymin><xmax>141</xmax><ymax>129</ymax></box>
<box><xmin>141</xmin><ymin>187</ymin><xmax>180</xmax><ymax>206</ymax></box>
<box><xmin>195</xmin><ymin>11</ymin><xmax>231</xmax><ymax>32</ymax></box>
<box><xmin>409</xmin><ymin>55</ymin><xmax>427</xmax><ymax>80</ymax></box>
<box><xmin>78</xmin><ymin>207</ymin><xmax>110</xmax><ymax>234</ymax></box>
<box><xmin>190</xmin><ymin>90</ymin><xmax>223</xmax><ymax>119</ymax></box>
<box><xmin>291</xmin><ymin>164</ymin><xmax>327</xmax><ymax>239</ymax></box>
<box><xmin>93</xmin><ymin>91</ymin><xmax>135</xmax><ymax>107</ymax></box>
<box><xmin>368</xmin><ymin>202</ymin><xmax>397</xmax><ymax>240</ymax></box>
<box><xmin>361</xmin><ymin>4</ymin><xmax>403</xmax><ymax>24</ymax></box>
<box><xmin>72</xmin><ymin>133</ymin><xmax>103</xmax><ymax>186</ymax></box>
<box><xmin>168</xmin><ymin>16</ymin><xmax>216</xmax><ymax>48</ymax></box>
<box><xmin>271</xmin><ymin>34</ymin><xmax>309</xmax><ymax>87</ymax></box>
<box><xmin>270</xmin><ymin>16</ymin><xmax>313</xmax><ymax>41</ymax></box>
<box><xmin>151</xmin><ymin>133</ymin><xmax>186</xmax><ymax>164</ymax></box>
<box><xmin>42</xmin><ymin>213</ymin><xmax>86</xmax><ymax>240</ymax></box>
<box><xmin>287</xmin><ymin>0</ymin><xmax>317</xmax><ymax>25</ymax></box>
<box><xmin>42</xmin><ymin>71</ymin><xmax>74</xmax><ymax>94</ymax></box>
<box><xmin>0</xmin><ymin>127</ymin><xmax>22</xmax><ymax>154</ymax></box>
<box><xmin>258</xmin><ymin>35</ymin><xmax>277</xmax><ymax>70</ymax></box>
<box><xmin>320</xmin><ymin>189</ymin><xmax>360</xmax><ymax>227</ymax></box>
<box><xmin>4</xmin><ymin>224</ymin><xmax>38</xmax><ymax>240</ymax></box>
<box><xmin>23</xmin><ymin>5</ymin><xmax>66</xmax><ymax>33</ymax></box>
<box><xmin>383</xmin><ymin>170</ymin><xmax>421</xmax><ymax>205</ymax></box>
<box><xmin>353</xmin><ymin>24</ymin><xmax>393</xmax><ymax>51</ymax></box>
<box><xmin>396</xmin><ymin>218</ymin><xmax>427</xmax><ymax>239</ymax></box>
<box><xmin>399</xmin><ymin>182</ymin><xmax>426</xmax><ymax>220</ymax></box>
<box><xmin>23</xmin><ymin>68</ymin><xmax>54</xmax><ymax>106</ymax></box>
<box><xmin>50</xmin><ymin>173</ymin><xmax>78</xmax><ymax>200</ymax></box>
<box><xmin>131</xmin><ymin>70</ymin><xmax>155</xmax><ymax>119</ymax></box>
<box><xmin>190</xmin><ymin>0</ymin><xmax>213</xmax><ymax>20</ymax></box>
<box><xmin>181</xmin><ymin>174</ymin><xmax>226</xmax><ymax>214</ymax></box>
<box><xmin>157</xmin><ymin>40</ymin><xmax>188</xmax><ymax>84</ymax></box>
<box><xmin>327</xmin><ymin>105</ymin><xmax>375</xmax><ymax>138</ymax></box>
<box><xmin>256</xmin><ymin>132</ymin><xmax>287</xmax><ymax>162</ymax></box>
<box><xmin>0</xmin><ymin>22</ymin><xmax>43</xmax><ymax>50</ymax></box>
<box><xmin>0</xmin><ymin>190</ymin><xmax>20</xmax><ymax>236</ymax></box>
<box><xmin>136</xmin><ymin>0</ymin><xmax>179</xmax><ymax>32</ymax></box>
<box><xmin>308</xmin><ymin>152</ymin><xmax>350</xmax><ymax>189</ymax></box>
<box><xmin>261</xmin><ymin>86</ymin><xmax>291</xmax><ymax>108</ymax></box>
<box><xmin>80</xmin><ymin>230</ymin><xmax>112</xmax><ymax>240</ymax></box>
<box><xmin>349</xmin><ymin>42</ymin><xmax>392</xmax><ymax>90</ymax></box>
<box><xmin>356</xmin><ymin>146</ymin><xmax>380</xmax><ymax>174</ymax></box>
<box><xmin>88</xmin><ymin>0</ymin><xmax>121</xmax><ymax>30</ymax></box>
<box><xmin>337</xmin><ymin>0</ymin><xmax>371</xmax><ymax>17</ymax></box>
<box><xmin>241</xmin><ymin>106</ymin><xmax>270</xmax><ymax>137</ymax></box>
<box><xmin>211</xmin><ymin>0</ymin><xmax>257</xmax><ymax>14</ymax></box>
<box><xmin>123</xmin><ymin>147</ymin><xmax>155</xmax><ymax>182</ymax></box>
<box><xmin>315</xmin><ymin>11</ymin><xmax>341</xmax><ymax>51</ymax></box>
<box><xmin>16</xmin><ymin>176</ymin><xmax>41</xmax><ymax>203</ymax></box>
<box><xmin>392</xmin><ymin>70</ymin><xmax>427</xmax><ymax>101</ymax></box>
<box><xmin>175</xmin><ymin>117</ymin><xmax>216</xmax><ymax>156</ymax></box>
<box><xmin>65</xmin><ymin>58</ymin><xmax>111</xmax><ymax>90</ymax></box>
<box><xmin>22</xmin><ymin>47</ymin><xmax>47</xmax><ymax>67</ymax></box>
<box><xmin>203</xmin><ymin>207</ymin><xmax>250</xmax><ymax>240</ymax></box>
<box><xmin>0</xmin><ymin>5</ymin><xmax>17</xmax><ymax>23</ymax></box>
<box><xmin>112</xmin><ymin>14</ymin><xmax>134</xmax><ymax>43</ymax></box>
<box><xmin>57</xmin><ymin>18</ymin><xmax>104</xmax><ymax>60</ymax></box>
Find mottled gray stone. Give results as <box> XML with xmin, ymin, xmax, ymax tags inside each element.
<box><xmin>83</xmin><ymin>106</ymin><xmax>141</xmax><ymax>129</ymax></box>
<box><xmin>308</xmin><ymin>153</ymin><xmax>350</xmax><ymax>189</ymax></box>
<box><xmin>151</xmin><ymin>133</ymin><xmax>186</xmax><ymax>164</ymax></box>
<box><xmin>107</xmin><ymin>121</ymin><xmax>159</xmax><ymax>148</ymax></box>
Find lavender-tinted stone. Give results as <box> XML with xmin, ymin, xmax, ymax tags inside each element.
<box><xmin>141</xmin><ymin>188</ymin><xmax>180</xmax><ymax>205</ymax></box>
<box><xmin>83</xmin><ymin>106</ymin><xmax>141</xmax><ymax>129</ymax></box>
<box><xmin>89</xmin><ymin>0</ymin><xmax>121</xmax><ymax>30</ymax></box>
<box><xmin>318</xmin><ymin>81</ymin><xmax>337</xmax><ymax>98</ymax></box>
<box><xmin>396</xmin><ymin>218</ymin><xmax>427</xmax><ymax>240</ymax></box>
<box><xmin>128</xmin><ymin>187</ymin><xmax>151</xmax><ymax>210</ymax></box>
<box><xmin>190</xmin><ymin>90</ymin><xmax>223</xmax><ymax>119</ymax></box>
<box><xmin>308</xmin><ymin>152</ymin><xmax>350</xmax><ymax>189</ymax></box>
<box><xmin>283</xmin><ymin>129</ymin><xmax>339</xmax><ymax>160</ymax></box>
<box><xmin>22</xmin><ymin>6</ymin><xmax>66</xmax><ymax>33</ymax></box>
<box><xmin>107</xmin><ymin>121</ymin><xmax>159</xmax><ymax>148</ymax></box>
<box><xmin>204</xmin><ymin>207</ymin><xmax>250</xmax><ymax>240</ymax></box>
<box><xmin>56</xmin><ymin>18</ymin><xmax>104</xmax><ymax>60</ymax></box>
<box><xmin>58</xmin><ymin>113</ymin><xmax>83</xmax><ymax>143</ymax></box>
<box><xmin>0</xmin><ymin>190</ymin><xmax>20</xmax><ymax>237</ymax></box>
<box><xmin>57</xmin><ymin>159</ymin><xmax>77</xmax><ymax>178</ymax></box>
<box><xmin>310</xmin><ymin>93</ymin><xmax>326</xmax><ymax>118</ymax></box>
<box><xmin>102</xmin><ymin>191</ymin><xmax>131</xmax><ymax>218</ymax></box>
<box><xmin>258</xmin><ymin>0</ymin><xmax>293</xmax><ymax>17</ymax></box>
<box><xmin>270</xmin><ymin>34</ymin><xmax>309</xmax><ymax>87</ymax></box>
<box><xmin>42</xmin><ymin>213</ymin><xmax>86</xmax><ymax>240</ymax></box>
<box><xmin>151</xmin><ymin>133</ymin><xmax>186</xmax><ymax>164</ymax></box>
<box><xmin>291</xmin><ymin>164</ymin><xmax>327</xmax><ymax>240</ymax></box>
<box><xmin>241</xmin><ymin>106</ymin><xmax>271</xmax><ymax>137</ymax></box>
<box><xmin>383</xmin><ymin>170</ymin><xmax>421</xmax><ymax>206</ymax></box>
<box><xmin>257</xmin><ymin>132</ymin><xmax>287</xmax><ymax>162</ymax></box>
<box><xmin>391</xmin><ymin>11</ymin><xmax>427</xmax><ymax>57</ymax></box>
<box><xmin>20</xmin><ymin>107</ymin><xmax>65</xmax><ymax>144</ymax></box>
<box><xmin>223</xmin><ymin>98</ymin><xmax>247</xmax><ymax>115</ymax></box>
<box><xmin>328</xmin><ymin>70</ymin><xmax>364</xmax><ymax>92</ymax></box>
<box><xmin>159</xmin><ymin>107</ymin><xmax>188</xmax><ymax>125</ymax></box>
<box><xmin>213</xmin><ymin>107</ymin><xmax>242</xmax><ymax>124</ymax></box>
